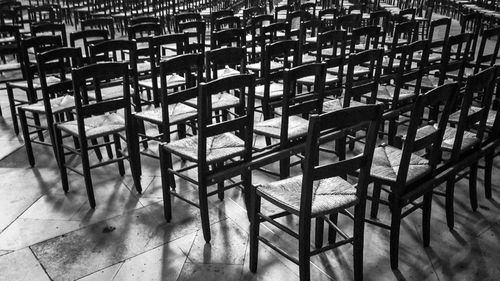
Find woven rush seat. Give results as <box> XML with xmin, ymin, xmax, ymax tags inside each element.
<box><xmin>413</xmin><ymin>52</ymin><xmax>441</xmax><ymax>63</ymax></box>
<box><xmin>448</xmin><ymin>106</ymin><xmax>481</xmax><ymax>124</ymax></box>
<box><xmin>20</xmin><ymin>95</ymin><xmax>74</xmax><ymax>114</ymax></box>
<box><xmin>133</xmin><ymin>103</ymin><xmax>197</xmax><ymax>124</ymax></box>
<box><xmin>381</xmin><ymin>57</ymin><xmax>401</xmax><ymax>68</ymax></box>
<box><xmin>57</xmin><ymin>112</ymin><xmax>125</xmax><ymax>138</ymax></box>
<box><xmin>246</xmin><ymin>45</ymin><xmax>262</xmax><ymax>54</ymax></box>
<box><xmin>255</xmin><ymin>83</ymin><xmax>283</xmax><ymax>98</ymax></box>
<box><xmin>384</xmin><ymin>38</ymin><xmax>409</xmax><ymax>46</ymax></box>
<box><xmin>254</xmin><ymin>115</ymin><xmax>309</xmax><ymax>139</ymax></box>
<box><xmin>137</xmin><ymin>61</ymin><xmax>151</xmax><ymax>73</ymax></box>
<box><xmin>297</xmin><ymin>72</ymin><xmax>338</xmax><ymax>85</ymax></box>
<box><xmin>0</xmin><ymin>62</ymin><xmax>21</xmax><ymax>71</ymax></box>
<box><xmin>442</xmin><ymin>126</ymin><xmax>479</xmax><ymax>151</ymax></box>
<box><xmin>88</xmin><ymin>84</ymin><xmax>134</xmax><ymax>101</ymax></box>
<box><xmin>311</xmin><ymin>48</ymin><xmax>343</xmax><ymax>57</ymax></box>
<box><xmin>305</xmin><ymin>36</ymin><xmax>317</xmax><ymax>43</ymax></box>
<box><xmin>323</xmin><ymin>98</ymin><xmax>365</xmax><ymax>112</ymax></box>
<box><xmin>328</xmin><ymin>65</ymin><xmax>369</xmax><ymax>76</ymax></box>
<box><xmin>138</xmin><ymin>74</ymin><xmax>186</xmax><ymax>89</ymax></box>
<box><xmin>217</xmin><ymin>66</ymin><xmax>240</xmax><ymax>78</ymax></box>
<box><xmin>185</xmin><ymin>92</ymin><xmax>240</xmax><ymax>110</ymax></box>
<box><xmin>8</xmin><ymin>76</ymin><xmax>60</xmax><ymax>89</ymax></box>
<box><xmin>247</xmin><ymin>61</ymin><xmax>283</xmax><ymax>72</ymax></box>
<box><xmin>164</xmin><ymin>132</ymin><xmax>245</xmax><ymax>163</ymax></box>
<box><xmin>377</xmin><ymin>85</ymin><xmax>415</xmax><ymax>101</ymax></box>
<box><xmin>370</xmin><ymin>145</ymin><xmax>431</xmax><ymax>184</ymax></box>
<box><xmin>257</xmin><ymin>175</ymin><xmax>359</xmax><ymax>216</ymax></box>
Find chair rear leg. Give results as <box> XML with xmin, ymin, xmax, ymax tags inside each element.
<box><xmin>422</xmin><ymin>191</ymin><xmax>432</xmax><ymax>247</ymax></box>
<box><xmin>54</xmin><ymin>125</ymin><xmax>70</xmax><ymax>193</ymax></box>
<box><xmin>389</xmin><ymin>201</ymin><xmax>402</xmax><ymax>270</ymax></box>
<box><xmin>113</xmin><ymin>134</ymin><xmax>125</xmax><ymax>176</ymax></box>
<box><xmin>7</xmin><ymin>86</ymin><xmax>20</xmax><ymax>134</ymax></box>
<box><xmin>249</xmin><ymin>193</ymin><xmax>261</xmax><ymax>272</ymax></box>
<box><xmin>81</xmin><ymin>140</ymin><xmax>96</xmax><ymax>208</ymax></box>
<box><xmin>370</xmin><ymin>182</ymin><xmax>382</xmax><ymax>218</ymax></box>
<box><xmin>445</xmin><ymin>178</ymin><xmax>455</xmax><ymax>230</ymax></box>
<box><xmin>19</xmin><ymin>109</ymin><xmax>35</xmax><ymax>167</ymax></box>
<box><xmin>469</xmin><ymin>163</ymin><xmax>478</xmax><ymax>211</ymax></box>
<box><xmin>485</xmin><ymin>153</ymin><xmax>493</xmax><ymax>199</ymax></box>
<box><xmin>315</xmin><ymin>217</ymin><xmax>324</xmax><ymax>248</ymax></box>
<box><xmin>160</xmin><ymin>147</ymin><xmax>173</xmax><ymax>221</ymax></box>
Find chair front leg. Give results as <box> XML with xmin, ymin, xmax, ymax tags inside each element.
<box><xmin>54</xmin><ymin>125</ymin><xmax>69</xmax><ymax>193</ymax></box>
<box><xmin>7</xmin><ymin>85</ymin><xmax>19</xmax><ymax>134</ymax></box>
<box><xmin>160</xmin><ymin>146</ymin><xmax>173</xmax><ymax>222</ymax></box>
<box><xmin>469</xmin><ymin>163</ymin><xmax>478</xmax><ymax>211</ymax></box>
<box><xmin>19</xmin><ymin>108</ymin><xmax>35</xmax><ymax>167</ymax></box>
<box><xmin>389</xmin><ymin>196</ymin><xmax>402</xmax><ymax>270</ymax></box>
<box><xmin>422</xmin><ymin>191</ymin><xmax>432</xmax><ymax>247</ymax></box>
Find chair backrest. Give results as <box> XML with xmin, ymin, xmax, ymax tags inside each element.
<box><xmin>70</xmin><ymin>62</ymin><xmax>131</xmax><ymax>138</ymax></box>
<box><xmin>315</xmin><ymin>29</ymin><xmax>347</xmax><ymax>84</ymax></box>
<box><xmin>350</xmin><ymin>25</ymin><xmax>380</xmax><ymax>53</ymax></box>
<box><xmin>460</xmin><ymin>12</ymin><xmax>481</xmax><ymax>61</ymax></box>
<box><xmin>214</xmin><ymin>15</ymin><xmax>241</xmax><ymax>31</ymax></box>
<box><xmin>206</xmin><ymin>47</ymin><xmax>246</xmax><ymax>81</ymax></box>
<box><xmin>128</xmin><ymin>22</ymin><xmax>162</xmax><ymax>57</ymax></box>
<box><xmin>300</xmin><ymin>2</ymin><xmax>316</xmax><ymax>17</ymax></box>
<box><xmin>243</xmin><ymin>6</ymin><xmax>265</xmax><ymax>27</ymax></box>
<box><xmin>438</xmin><ymin>33</ymin><xmax>472</xmax><ymax>87</ymax></box>
<box><xmin>178</xmin><ymin>20</ymin><xmax>206</xmax><ymax>55</ymax></box>
<box><xmin>31</xmin><ymin>22</ymin><xmax>67</xmax><ymax>47</ymax></box>
<box><xmin>474</xmin><ymin>27</ymin><xmax>500</xmax><ymax>74</ymax></box>
<box><xmin>197</xmin><ymin>74</ymin><xmax>255</xmax><ymax>167</ymax></box>
<box><xmin>69</xmin><ymin>29</ymin><xmax>109</xmax><ymax>62</ymax></box>
<box><xmin>344</xmin><ymin>49</ymin><xmax>383</xmax><ymax>107</ymax></box>
<box><xmin>336</xmin><ymin>13</ymin><xmax>361</xmax><ymax>32</ymax></box>
<box><xmin>210</xmin><ymin>9</ymin><xmax>234</xmax><ymax>31</ymax></box>
<box><xmin>260</xmin><ymin>21</ymin><xmax>291</xmax><ymax>46</ymax></box>
<box><xmin>28</xmin><ymin>5</ymin><xmax>60</xmax><ymax>24</ymax></box>
<box><xmin>398</xmin><ymin>8</ymin><xmax>416</xmax><ymax>22</ymax></box>
<box><xmin>36</xmin><ymin>47</ymin><xmax>82</xmax><ymax>117</ymax></box>
<box><xmin>288</xmin><ymin>10</ymin><xmax>312</xmax><ymax>38</ymax></box>
<box><xmin>396</xmin><ymin>83</ymin><xmax>459</xmax><ymax>191</ymax></box>
<box><xmin>390</xmin><ymin>21</ymin><xmax>418</xmax><ymax>47</ymax></box>
<box><xmin>319</xmin><ymin>7</ymin><xmax>340</xmax><ymax>29</ymax></box>
<box><xmin>0</xmin><ymin>24</ymin><xmax>21</xmax><ymax>60</ymax></box>
<box><xmin>262</xmin><ymin>39</ymin><xmax>299</xmax><ymax>82</ymax></box>
<box><xmin>450</xmin><ymin>66</ymin><xmax>496</xmax><ymax>160</ymax></box>
<box><xmin>427</xmin><ymin>17</ymin><xmax>451</xmax><ymax>49</ymax></box>
<box><xmin>129</xmin><ymin>16</ymin><xmax>159</xmax><ymax>25</ymax></box>
<box><xmin>211</xmin><ymin>28</ymin><xmax>246</xmax><ymax>49</ymax></box>
<box><xmin>274</xmin><ymin>4</ymin><xmax>292</xmax><ymax>22</ymax></box>
<box><xmin>300</xmin><ymin>104</ymin><xmax>383</xmax><ymax>217</ymax></box>
<box><xmin>174</xmin><ymin>12</ymin><xmax>201</xmax><ymax>33</ymax></box>
<box><xmin>81</xmin><ymin>17</ymin><xmax>115</xmax><ymax>39</ymax></box>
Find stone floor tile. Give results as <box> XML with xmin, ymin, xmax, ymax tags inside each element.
<box><xmin>76</xmin><ymin>263</ymin><xmax>123</xmax><ymax>281</ymax></box>
<box><xmin>112</xmin><ymin>233</ymin><xmax>195</xmax><ymax>281</ymax></box>
<box><xmin>30</xmin><ymin>206</ymin><xmax>163</xmax><ymax>281</ymax></box>
<box><xmin>177</xmin><ymin>262</ymin><xmax>243</xmax><ymax>281</ymax></box>
<box><xmin>0</xmin><ymin>168</ymin><xmax>61</xmax><ymax>233</ymax></box>
<box><xmin>0</xmin><ymin>218</ymin><xmax>83</xmax><ymax>250</ymax></box>
<box><xmin>0</xmin><ymin>250</ymin><xmax>11</xmax><ymax>256</ymax></box>
<box><xmin>186</xmin><ymin>219</ymin><xmax>248</xmax><ymax>265</ymax></box>
<box><xmin>0</xmin><ymin>248</ymin><xmax>51</xmax><ymax>281</ymax></box>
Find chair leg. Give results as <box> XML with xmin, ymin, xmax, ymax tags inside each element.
<box><xmin>54</xmin><ymin>125</ymin><xmax>69</xmax><ymax>193</ymax></box>
<box><xmin>484</xmin><ymin>153</ymin><xmax>493</xmax><ymax>199</ymax></box>
<box><xmin>327</xmin><ymin>212</ymin><xmax>338</xmax><ymax>244</ymax></box>
<box><xmin>103</xmin><ymin>135</ymin><xmax>114</xmax><ymax>159</ymax></box>
<box><xmin>279</xmin><ymin>156</ymin><xmax>290</xmax><ymax>179</ymax></box>
<box><xmin>249</xmin><ymin>192</ymin><xmax>261</xmax><ymax>273</ymax></box>
<box><xmin>469</xmin><ymin>163</ymin><xmax>478</xmax><ymax>211</ymax></box>
<box><xmin>315</xmin><ymin>217</ymin><xmax>324</xmax><ymax>248</ymax></box>
<box><xmin>444</xmin><ymin>176</ymin><xmax>456</xmax><ymax>230</ymax></box>
<box><xmin>198</xmin><ymin>178</ymin><xmax>212</xmax><ymax>243</ymax></box>
<box><xmin>389</xmin><ymin>198</ymin><xmax>401</xmax><ymax>269</ymax></box>
<box><xmin>32</xmin><ymin>113</ymin><xmax>44</xmax><ymax>141</ymax></box>
<box><xmin>127</xmin><ymin>122</ymin><xmax>142</xmax><ymax>193</ymax></box>
<box><xmin>113</xmin><ymin>134</ymin><xmax>125</xmax><ymax>176</ymax></box>
<box><xmin>298</xmin><ymin>218</ymin><xmax>311</xmax><ymax>281</ymax></box>
<box><xmin>160</xmin><ymin>146</ymin><xmax>173</xmax><ymax>221</ymax></box>
<box><xmin>90</xmin><ymin>138</ymin><xmax>103</xmax><ymax>161</ymax></box>
<box><xmin>215</xmin><ymin>163</ymin><xmax>225</xmax><ymax>200</ymax></box>
<box><xmin>370</xmin><ymin>182</ymin><xmax>382</xmax><ymax>218</ymax></box>
<box><xmin>19</xmin><ymin>108</ymin><xmax>35</xmax><ymax>167</ymax></box>
<box><xmin>422</xmin><ymin>191</ymin><xmax>432</xmax><ymax>247</ymax></box>
<box><xmin>353</xmin><ymin>202</ymin><xmax>365</xmax><ymax>281</ymax></box>
<box><xmin>7</xmin><ymin>85</ymin><xmax>19</xmax><ymax>135</ymax></box>
<box><xmin>387</xmin><ymin>118</ymin><xmax>398</xmax><ymax>146</ymax></box>
<box><xmin>80</xmin><ymin>140</ymin><xmax>96</xmax><ymax>208</ymax></box>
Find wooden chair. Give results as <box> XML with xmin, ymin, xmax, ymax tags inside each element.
<box><xmin>368</xmin><ymin>82</ymin><xmax>460</xmax><ymax>269</ymax></box>
<box><xmin>178</xmin><ymin>20</ymin><xmax>206</xmax><ymax>55</ymax></box>
<box><xmin>69</xmin><ymin>29</ymin><xmax>109</xmax><ymax>64</ymax></box>
<box><xmin>253</xmin><ymin>62</ymin><xmax>327</xmax><ymax>178</ymax></box>
<box><xmin>0</xmin><ymin>24</ymin><xmax>23</xmax><ymax>86</ymax></box>
<box><xmin>18</xmin><ymin>47</ymin><xmax>82</xmax><ymax>167</ymax></box>
<box><xmin>466</xmin><ymin>26</ymin><xmax>500</xmax><ymax>75</ymax></box>
<box><xmin>173</xmin><ymin>12</ymin><xmax>201</xmax><ymax>33</ymax></box>
<box><xmin>137</xmin><ymin>33</ymin><xmax>188</xmax><ymax>107</ymax></box>
<box><xmin>31</xmin><ymin>22</ymin><xmax>68</xmax><ymax>47</ymax></box>
<box><xmin>249</xmin><ymin>104</ymin><xmax>383</xmax><ymax>281</ymax></box>
<box><xmin>439</xmin><ymin>66</ymin><xmax>496</xmax><ymax>230</ymax></box>
<box><xmin>81</xmin><ymin>17</ymin><xmax>115</xmax><ymax>39</ymax></box>
<box><xmin>413</xmin><ymin>17</ymin><xmax>451</xmax><ymax>69</ymax></box>
<box><xmin>205</xmin><ymin>47</ymin><xmax>246</xmax><ymax>81</ymax></box>
<box><xmin>349</xmin><ymin>25</ymin><xmax>380</xmax><ymax>54</ymax></box>
<box><xmin>209</xmin><ymin>9</ymin><xmax>233</xmax><ymax>32</ymax></box>
<box><xmin>127</xmin><ymin>22</ymin><xmax>163</xmax><ymax>76</ymax></box>
<box><xmin>246</xmin><ymin>14</ymin><xmax>273</xmax><ymax>64</ymax></box>
<box><xmin>159</xmin><ymin>74</ymin><xmax>256</xmax><ymax>242</ymax></box>
<box><xmin>133</xmin><ymin>53</ymin><xmax>202</xmax><ymax>158</ymax></box>
<box><xmin>53</xmin><ymin>62</ymin><xmax>142</xmax><ymax>208</ymax></box>
<box><xmin>6</xmin><ymin>35</ymin><xmax>62</xmax><ymax>135</ymax></box>
<box><xmin>210</xmin><ymin>28</ymin><xmax>246</xmax><ymax>49</ymax></box>
<box><xmin>214</xmin><ymin>15</ymin><xmax>241</xmax><ymax>31</ymax></box>
<box><xmin>274</xmin><ymin>4</ymin><xmax>292</xmax><ymax>22</ymax></box>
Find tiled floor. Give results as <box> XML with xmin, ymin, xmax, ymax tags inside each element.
<box><xmin>1</xmin><ymin>12</ymin><xmax>500</xmax><ymax>281</ymax></box>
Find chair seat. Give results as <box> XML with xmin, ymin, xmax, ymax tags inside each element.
<box><xmin>137</xmin><ymin>61</ymin><xmax>151</xmax><ymax>73</ymax></box>
<box><xmin>448</xmin><ymin>106</ymin><xmax>481</xmax><ymax>124</ymax></box>
<box><xmin>305</xmin><ymin>36</ymin><xmax>317</xmax><ymax>43</ymax></box>
<box><xmin>297</xmin><ymin>72</ymin><xmax>339</xmax><ymax>85</ymax></box>
<box><xmin>138</xmin><ymin>74</ymin><xmax>186</xmax><ymax>89</ymax></box>
<box><xmin>185</xmin><ymin>92</ymin><xmax>240</xmax><ymax>111</ymax></box>
<box><xmin>8</xmin><ymin>76</ymin><xmax>60</xmax><ymax>90</ymax></box>
<box><xmin>442</xmin><ymin>125</ymin><xmax>479</xmax><ymax>151</ymax></box>
<box><xmin>247</xmin><ymin>61</ymin><xmax>283</xmax><ymax>72</ymax></box>
<box><xmin>370</xmin><ymin>145</ymin><xmax>431</xmax><ymax>184</ymax></box>
<box><xmin>301</xmin><ymin>54</ymin><xmax>317</xmax><ymax>64</ymax></box>
<box><xmin>133</xmin><ymin>103</ymin><xmax>197</xmax><ymax>125</ymax></box>
<box><xmin>21</xmin><ymin>95</ymin><xmax>74</xmax><ymax>114</ymax></box>
<box><xmin>0</xmin><ymin>36</ymin><xmax>15</xmax><ymax>44</ymax></box>
<box><xmin>258</xmin><ymin>175</ymin><xmax>358</xmax><ymax>216</ymax></box>
<box><xmin>328</xmin><ymin>65</ymin><xmax>369</xmax><ymax>76</ymax></box>
<box><xmin>323</xmin><ymin>98</ymin><xmax>365</xmax><ymax>112</ymax></box>
<box><xmin>254</xmin><ymin>115</ymin><xmax>309</xmax><ymax>139</ymax></box>
<box><xmin>164</xmin><ymin>132</ymin><xmax>245</xmax><ymax>164</ymax></box>
<box><xmin>217</xmin><ymin>67</ymin><xmax>240</xmax><ymax>78</ymax></box>
<box><xmin>57</xmin><ymin>113</ymin><xmax>125</xmax><ymax>139</ymax></box>
<box><xmin>377</xmin><ymin>85</ymin><xmax>415</xmax><ymax>102</ymax></box>
<box><xmin>255</xmin><ymin>83</ymin><xmax>283</xmax><ymax>99</ymax></box>
<box><xmin>413</xmin><ymin>52</ymin><xmax>441</xmax><ymax>63</ymax></box>
<box><xmin>88</xmin><ymin>84</ymin><xmax>133</xmax><ymax>101</ymax></box>
<box><xmin>0</xmin><ymin>62</ymin><xmax>21</xmax><ymax>72</ymax></box>
<box><xmin>381</xmin><ymin>57</ymin><xmax>401</xmax><ymax>69</ymax></box>
<box><xmin>246</xmin><ymin>45</ymin><xmax>262</xmax><ymax>54</ymax></box>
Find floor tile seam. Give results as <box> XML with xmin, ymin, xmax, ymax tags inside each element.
<box><xmin>0</xmin><ymin>193</ymin><xmax>44</xmax><ymax>236</ymax></box>
<box><xmin>28</xmin><ymin>246</ymin><xmax>55</xmax><ymax>281</ymax></box>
